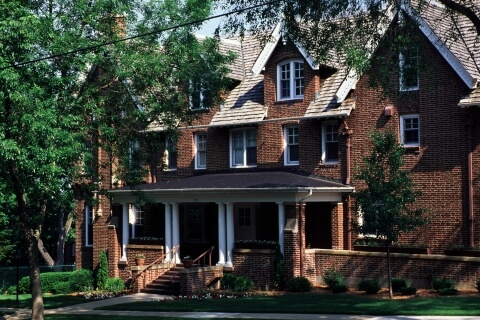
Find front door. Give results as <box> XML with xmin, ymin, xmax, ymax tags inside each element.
<box><xmin>235</xmin><ymin>205</ymin><xmax>256</xmax><ymax>240</ymax></box>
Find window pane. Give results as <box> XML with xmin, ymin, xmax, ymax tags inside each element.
<box><xmin>289</xmin><ymin>144</ymin><xmax>299</xmax><ymax>162</ymax></box>
<box><xmin>294</xmin><ymin>62</ymin><xmax>304</xmax><ymax>96</ymax></box>
<box><xmin>403</xmin><ymin>117</ymin><xmax>420</xmax><ymax>144</ymax></box>
<box><xmin>326</xmin><ymin>142</ymin><xmax>338</xmax><ymax>161</ymax></box>
<box><xmin>401</xmin><ymin>48</ymin><xmax>418</xmax><ymax>89</ymax></box>
<box><xmin>280</xmin><ymin>63</ymin><xmax>291</xmax><ymax>98</ymax></box>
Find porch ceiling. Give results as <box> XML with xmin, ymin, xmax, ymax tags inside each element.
<box><xmin>108</xmin><ymin>171</ymin><xmax>353</xmax><ymax>204</ymax></box>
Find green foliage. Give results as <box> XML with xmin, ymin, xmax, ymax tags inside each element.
<box><xmin>234</xmin><ymin>276</ymin><xmax>254</xmax><ymax>292</ymax></box>
<box><xmin>358</xmin><ymin>279</ymin><xmax>381</xmax><ymax>294</ymax></box>
<box><xmin>475</xmin><ymin>279</ymin><xmax>480</xmax><ymax>292</ymax></box>
<box><xmin>69</xmin><ymin>269</ymin><xmax>93</xmax><ymax>292</ymax></box>
<box><xmin>104</xmin><ymin>278</ymin><xmax>125</xmax><ymax>292</ymax></box>
<box><xmin>95</xmin><ymin>250</ymin><xmax>109</xmax><ymax>290</ymax></box>
<box><xmin>399</xmin><ymin>286</ymin><xmax>417</xmax><ymax>295</ymax></box>
<box><xmin>220</xmin><ymin>273</ymin><xmax>237</xmax><ymax>290</ymax></box>
<box><xmin>286</xmin><ymin>276</ymin><xmax>313</xmax><ymax>293</ymax></box>
<box><xmin>432</xmin><ymin>277</ymin><xmax>455</xmax><ymax>292</ymax></box>
<box><xmin>391</xmin><ymin>278</ymin><xmax>408</xmax><ymax>292</ymax></box>
<box><xmin>273</xmin><ymin>243</ymin><xmax>285</xmax><ymax>290</ymax></box>
<box><xmin>438</xmin><ymin>287</ymin><xmax>458</xmax><ymax>296</ymax></box>
<box><xmin>322</xmin><ymin>268</ymin><xmax>344</xmax><ymax>288</ymax></box>
<box><xmin>51</xmin><ymin>281</ymin><xmax>71</xmax><ymax>294</ymax></box>
<box><xmin>331</xmin><ymin>284</ymin><xmax>349</xmax><ymax>293</ymax></box>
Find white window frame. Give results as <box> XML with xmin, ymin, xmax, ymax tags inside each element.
<box><xmin>277</xmin><ymin>59</ymin><xmax>305</xmax><ymax>101</ymax></box>
<box><xmin>399</xmin><ymin>48</ymin><xmax>419</xmax><ymax>91</ymax></box>
<box><xmin>131</xmin><ymin>205</ymin><xmax>144</xmax><ymax>239</ymax></box>
<box><xmin>194</xmin><ymin>132</ymin><xmax>207</xmax><ymax>170</ymax></box>
<box><xmin>284</xmin><ymin>126</ymin><xmax>299</xmax><ymax>165</ymax></box>
<box><xmin>189</xmin><ymin>79</ymin><xmax>210</xmax><ymax>111</ymax></box>
<box><xmin>85</xmin><ymin>204</ymin><xmax>93</xmax><ymax>247</ymax></box>
<box><xmin>321</xmin><ymin>121</ymin><xmax>339</xmax><ymax>164</ymax></box>
<box><xmin>164</xmin><ymin>136</ymin><xmax>177</xmax><ymax>171</ymax></box>
<box><xmin>230</xmin><ymin>128</ymin><xmax>257</xmax><ymax>168</ymax></box>
<box><xmin>400</xmin><ymin>114</ymin><xmax>420</xmax><ymax>147</ymax></box>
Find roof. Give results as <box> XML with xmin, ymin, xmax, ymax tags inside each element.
<box><xmin>110</xmin><ymin>171</ymin><xmax>351</xmax><ymax>191</ymax></box>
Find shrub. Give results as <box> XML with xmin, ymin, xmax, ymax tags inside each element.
<box><xmin>322</xmin><ymin>269</ymin><xmax>344</xmax><ymax>288</ymax></box>
<box><xmin>331</xmin><ymin>284</ymin><xmax>349</xmax><ymax>293</ymax></box>
<box><xmin>69</xmin><ymin>269</ymin><xmax>94</xmax><ymax>292</ymax></box>
<box><xmin>104</xmin><ymin>278</ymin><xmax>125</xmax><ymax>292</ymax></box>
<box><xmin>40</xmin><ymin>272</ymin><xmax>71</xmax><ymax>293</ymax></box>
<box><xmin>221</xmin><ymin>273</ymin><xmax>237</xmax><ymax>290</ymax></box>
<box><xmin>52</xmin><ymin>281</ymin><xmax>71</xmax><ymax>294</ymax></box>
<box><xmin>18</xmin><ymin>276</ymin><xmax>30</xmax><ymax>294</ymax></box>
<box><xmin>399</xmin><ymin>286</ymin><xmax>417</xmax><ymax>295</ymax></box>
<box><xmin>234</xmin><ymin>276</ymin><xmax>254</xmax><ymax>292</ymax></box>
<box><xmin>476</xmin><ymin>279</ymin><xmax>480</xmax><ymax>292</ymax></box>
<box><xmin>358</xmin><ymin>279</ymin><xmax>381</xmax><ymax>294</ymax></box>
<box><xmin>286</xmin><ymin>276</ymin><xmax>312</xmax><ymax>292</ymax></box>
<box><xmin>95</xmin><ymin>250</ymin><xmax>109</xmax><ymax>290</ymax></box>
<box><xmin>432</xmin><ymin>277</ymin><xmax>455</xmax><ymax>292</ymax></box>
<box><xmin>438</xmin><ymin>287</ymin><xmax>458</xmax><ymax>295</ymax></box>
<box><xmin>391</xmin><ymin>278</ymin><xmax>408</xmax><ymax>292</ymax></box>
<box><xmin>273</xmin><ymin>243</ymin><xmax>285</xmax><ymax>290</ymax></box>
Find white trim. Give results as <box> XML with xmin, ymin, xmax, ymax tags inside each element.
<box><xmin>402</xmin><ymin>4</ymin><xmax>476</xmax><ymax>89</ymax></box>
<box><xmin>283</xmin><ymin>125</ymin><xmax>299</xmax><ymax>165</ymax></box>
<box><xmin>194</xmin><ymin>132</ymin><xmax>207</xmax><ymax>170</ymax></box>
<box><xmin>277</xmin><ymin>59</ymin><xmax>305</xmax><ymax>101</ymax></box>
<box><xmin>321</xmin><ymin>120</ymin><xmax>339</xmax><ymax>164</ymax></box>
<box><xmin>400</xmin><ymin>114</ymin><xmax>420</xmax><ymax>147</ymax></box>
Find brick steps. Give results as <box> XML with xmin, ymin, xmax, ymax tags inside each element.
<box><xmin>140</xmin><ymin>265</ymin><xmax>184</xmax><ymax>295</ymax></box>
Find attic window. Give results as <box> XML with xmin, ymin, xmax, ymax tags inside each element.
<box><xmin>399</xmin><ymin>48</ymin><xmax>419</xmax><ymax>91</ymax></box>
<box><xmin>277</xmin><ymin>59</ymin><xmax>304</xmax><ymax>101</ymax></box>
<box><xmin>190</xmin><ymin>79</ymin><xmax>211</xmax><ymax>111</ymax></box>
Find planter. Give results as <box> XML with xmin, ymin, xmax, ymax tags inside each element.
<box><xmin>354</xmin><ymin>245</ymin><xmax>431</xmax><ymax>254</ymax></box>
<box><xmin>445</xmin><ymin>249</ymin><xmax>480</xmax><ymax>257</ymax></box>
<box><xmin>182</xmin><ymin>260</ymin><xmax>193</xmax><ymax>268</ymax></box>
<box><xmin>135</xmin><ymin>258</ymin><xmax>145</xmax><ymax>266</ymax></box>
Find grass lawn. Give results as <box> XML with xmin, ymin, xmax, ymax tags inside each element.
<box><xmin>98</xmin><ymin>292</ymin><xmax>480</xmax><ymax>316</ymax></box>
<box><xmin>45</xmin><ymin>317</ymin><xmax>257</xmax><ymax>320</ymax></box>
<box><xmin>0</xmin><ymin>294</ymin><xmax>88</xmax><ymax>309</ymax></box>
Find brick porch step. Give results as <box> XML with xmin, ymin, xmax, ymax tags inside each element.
<box><xmin>140</xmin><ymin>265</ymin><xmax>184</xmax><ymax>295</ymax></box>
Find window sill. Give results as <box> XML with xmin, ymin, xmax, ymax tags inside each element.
<box><xmin>163</xmin><ymin>168</ymin><xmax>178</xmax><ymax>172</ymax></box>
<box><xmin>195</xmin><ymin>167</ymin><xmax>207</xmax><ymax>171</ymax></box>
<box><xmin>403</xmin><ymin>146</ymin><xmax>420</xmax><ymax>154</ymax></box>
<box><xmin>230</xmin><ymin>165</ymin><xmax>257</xmax><ymax>169</ymax></box>
<box><xmin>284</xmin><ymin>163</ymin><xmax>299</xmax><ymax>166</ymax></box>
<box><xmin>275</xmin><ymin>98</ymin><xmax>304</xmax><ymax>105</ymax></box>
<box><xmin>399</xmin><ymin>87</ymin><xmax>419</xmax><ymax>92</ymax></box>
<box><xmin>321</xmin><ymin>162</ymin><xmax>339</xmax><ymax>167</ymax></box>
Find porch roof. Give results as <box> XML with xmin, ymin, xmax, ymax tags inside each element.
<box><xmin>108</xmin><ymin>171</ymin><xmax>353</xmax><ymax>203</ymax></box>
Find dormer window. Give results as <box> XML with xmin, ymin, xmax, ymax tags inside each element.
<box><xmin>399</xmin><ymin>48</ymin><xmax>418</xmax><ymax>91</ymax></box>
<box><xmin>230</xmin><ymin>128</ymin><xmax>257</xmax><ymax>168</ymax></box>
<box><xmin>277</xmin><ymin>59</ymin><xmax>304</xmax><ymax>101</ymax></box>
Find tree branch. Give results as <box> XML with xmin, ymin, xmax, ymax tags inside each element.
<box><xmin>436</xmin><ymin>0</ymin><xmax>480</xmax><ymax>35</ymax></box>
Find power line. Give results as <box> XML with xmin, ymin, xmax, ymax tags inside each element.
<box><xmin>1</xmin><ymin>0</ymin><xmax>280</xmax><ymax>71</ymax></box>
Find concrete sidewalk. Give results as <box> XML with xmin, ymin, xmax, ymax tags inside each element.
<box><xmin>1</xmin><ymin>293</ymin><xmax>479</xmax><ymax>320</ymax></box>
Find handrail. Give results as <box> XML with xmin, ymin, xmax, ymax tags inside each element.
<box><xmin>131</xmin><ymin>244</ymin><xmax>180</xmax><ymax>288</ymax></box>
<box><xmin>192</xmin><ymin>245</ymin><xmax>215</xmax><ymax>267</ymax></box>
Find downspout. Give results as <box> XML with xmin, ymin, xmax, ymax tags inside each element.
<box><xmin>466</xmin><ymin>116</ymin><xmax>474</xmax><ymax>247</ymax></box>
<box><xmin>299</xmin><ymin>188</ymin><xmax>313</xmax><ymax>277</ymax></box>
<box><xmin>343</xmin><ymin>121</ymin><xmax>354</xmax><ymax>250</ymax></box>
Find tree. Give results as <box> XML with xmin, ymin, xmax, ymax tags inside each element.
<box><xmin>0</xmin><ymin>1</ymin><xmax>232</xmax><ymax>319</ymax></box>
<box><xmin>217</xmin><ymin>0</ymin><xmax>480</xmax><ymax>79</ymax></box>
<box><xmin>351</xmin><ymin>131</ymin><xmax>427</xmax><ymax>299</ymax></box>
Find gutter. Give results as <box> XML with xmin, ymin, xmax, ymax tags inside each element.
<box><xmin>466</xmin><ymin>115</ymin><xmax>474</xmax><ymax>247</ymax></box>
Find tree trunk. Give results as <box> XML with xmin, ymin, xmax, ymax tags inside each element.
<box><xmin>386</xmin><ymin>242</ymin><xmax>393</xmax><ymax>299</ymax></box>
<box><xmin>27</xmin><ymin>234</ymin><xmax>44</xmax><ymax>320</ymax></box>
<box><xmin>38</xmin><ymin>238</ymin><xmax>55</xmax><ymax>266</ymax></box>
<box><xmin>56</xmin><ymin>211</ymin><xmax>73</xmax><ymax>266</ymax></box>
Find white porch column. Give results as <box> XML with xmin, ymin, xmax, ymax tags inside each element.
<box><xmin>172</xmin><ymin>202</ymin><xmax>180</xmax><ymax>262</ymax></box>
<box><xmin>217</xmin><ymin>203</ymin><xmax>226</xmax><ymax>265</ymax></box>
<box><xmin>277</xmin><ymin>202</ymin><xmax>285</xmax><ymax>254</ymax></box>
<box><xmin>164</xmin><ymin>203</ymin><xmax>172</xmax><ymax>261</ymax></box>
<box><xmin>225</xmin><ymin>202</ymin><xmax>234</xmax><ymax>267</ymax></box>
<box><xmin>121</xmin><ymin>203</ymin><xmax>129</xmax><ymax>260</ymax></box>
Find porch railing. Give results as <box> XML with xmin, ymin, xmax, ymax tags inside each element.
<box><xmin>192</xmin><ymin>245</ymin><xmax>215</xmax><ymax>267</ymax></box>
<box><xmin>131</xmin><ymin>244</ymin><xmax>180</xmax><ymax>288</ymax></box>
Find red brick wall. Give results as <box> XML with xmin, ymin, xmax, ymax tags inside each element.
<box><xmin>232</xmin><ymin>249</ymin><xmax>275</xmax><ymax>289</ymax></box>
<box><xmin>180</xmin><ymin>266</ymin><xmax>223</xmax><ymax>295</ymax></box>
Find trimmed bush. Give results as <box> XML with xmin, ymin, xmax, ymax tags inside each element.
<box><xmin>438</xmin><ymin>287</ymin><xmax>458</xmax><ymax>295</ymax></box>
<box><xmin>391</xmin><ymin>278</ymin><xmax>408</xmax><ymax>292</ymax></box>
<box><xmin>322</xmin><ymin>269</ymin><xmax>344</xmax><ymax>288</ymax></box>
<box><xmin>95</xmin><ymin>250</ymin><xmax>109</xmax><ymax>290</ymax></box>
<box><xmin>432</xmin><ymin>277</ymin><xmax>455</xmax><ymax>292</ymax></box>
<box><xmin>221</xmin><ymin>273</ymin><xmax>237</xmax><ymax>290</ymax></box>
<box><xmin>52</xmin><ymin>281</ymin><xmax>71</xmax><ymax>294</ymax></box>
<box><xmin>358</xmin><ymin>279</ymin><xmax>381</xmax><ymax>294</ymax></box>
<box><xmin>399</xmin><ymin>286</ymin><xmax>417</xmax><ymax>295</ymax></box>
<box><xmin>476</xmin><ymin>279</ymin><xmax>480</xmax><ymax>292</ymax></box>
<box><xmin>286</xmin><ymin>276</ymin><xmax>312</xmax><ymax>292</ymax></box>
<box><xmin>69</xmin><ymin>269</ymin><xmax>94</xmax><ymax>292</ymax></box>
<box><xmin>234</xmin><ymin>276</ymin><xmax>254</xmax><ymax>292</ymax></box>
<box><xmin>18</xmin><ymin>276</ymin><xmax>30</xmax><ymax>294</ymax></box>
<box><xmin>104</xmin><ymin>278</ymin><xmax>125</xmax><ymax>292</ymax></box>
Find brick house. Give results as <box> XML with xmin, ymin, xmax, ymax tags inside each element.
<box><xmin>76</xmin><ymin>2</ymin><xmax>480</xmax><ymax>292</ymax></box>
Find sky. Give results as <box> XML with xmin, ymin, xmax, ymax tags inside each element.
<box><xmin>196</xmin><ymin>8</ymin><xmax>225</xmax><ymax>36</ymax></box>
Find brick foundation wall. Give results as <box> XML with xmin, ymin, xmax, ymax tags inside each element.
<box><xmin>232</xmin><ymin>249</ymin><xmax>275</xmax><ymax>290</ymax></box>
<box><xmin>179</xmin><ymin>266</ymin><xmax>223</xmax><ymax>295</ymax></box>
<box><xmin>309</xmin><ymin>249</ymin><xmax>480</xmax><ymax>290</ymax></box>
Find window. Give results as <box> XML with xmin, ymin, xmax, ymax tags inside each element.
<box><xmin>164</xmin><ymin>136</ymin><xmax>177</xmax><ymax>170</ymax></box>
<box><xmin>130</xmin><ymin>205</ymin><xmax>144</xmax><ymax>239</ymax></box>
<box><xmin>277</xmin><ymin>59</ymin><xmax>304</xmax><ymax>100</ymax></box>
<box><xmin>284</xmin><ymin>126</ymin><xmax>299</xmax><ymax>165</ymax></box>
<box><xmin>238</xmin><ymin>208</ymin><xmax>251</xmax><ymax>227</ymax></box>
<box><xmin>399</xmin><ymin>48</ymin><xmax>418</xmax><ymax>91</ymax></box>
<box><xmin>230</xmin><ymin>128</ymin><xmax>257</xmax><ymax>167</ymax></box>
<box><xmin>190</xmin><ymin>79</ymin><xmax>211</xmax><ymax>111</ymax></box>
<box><xmin>400</xmin><ymin>114</ymin><xmax>420</xmax><ymax>147</ymax></box>
<box><xmin>194</xmin><ymin>133</ymin><xmax>207</xmax><ymax>169</ymax></box>
<box><xmin>85</xmin><ymin>205</ymin><xmax>93</xmax><ymax>247</ymax></box>
<box><xmin>322</xmin><ymin>121</ymin><xmax>339</xmax><ymax>163</ymax></box>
